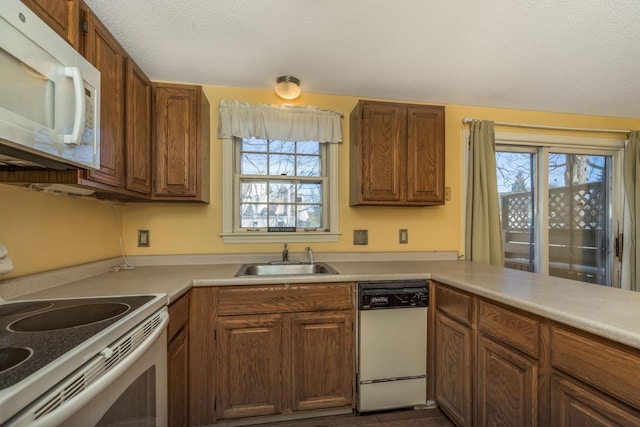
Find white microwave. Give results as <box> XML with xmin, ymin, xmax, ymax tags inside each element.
<box><xmin>0</xmin><ymin>0</ymin><xmax>100</xmax><ymax>170</ymax></box>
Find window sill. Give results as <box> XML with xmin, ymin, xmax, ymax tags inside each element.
<box><xmin>221</xmin><ymin>232</ymin><xmax>341</xmax><ymax>244</ymax></box>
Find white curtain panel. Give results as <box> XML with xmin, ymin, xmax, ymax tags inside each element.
<box><xmin>217</xmin><ymin>100</ymin><xmax>343</xmax><ymax>143</ymax></box>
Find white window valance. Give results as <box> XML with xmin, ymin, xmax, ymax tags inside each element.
<box><xmin>217</xmin><ymin>100</ymin><xmax>343</xmax><ymax>143</ymax></box>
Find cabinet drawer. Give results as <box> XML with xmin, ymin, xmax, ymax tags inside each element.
<box><xmin>168</xmin><ymin>292</ymin><xmax>189</xmax><ymax>343</ymax></box>
<box><xmin>552</xmin><ymin>326</ymin><xmax>640</xmax><ymax>410</ymax></box>
<box><xmin>479</xmin><ymin>300</ymin><xmax>539</xmax><ymax>358</ymax></box>
<box><xmin>434</xmin><ymin>284</ymin><xmax>473</xmax><ymax>326</ymax></box>
<box><xmin>216</xmin><ymin>283</ymin><xmax>354</xmax><ymax>315</ymax></box>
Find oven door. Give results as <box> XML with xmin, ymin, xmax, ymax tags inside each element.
<box><xmin>7</xmin><ymin>308</ymin><xmax>168</xmax><ymax>427</ymax></box>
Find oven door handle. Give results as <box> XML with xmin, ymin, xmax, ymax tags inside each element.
<box><xmin>14</xmin><ymin>309</ymin><xmax>169</xmax><ymax>427</ymax></box>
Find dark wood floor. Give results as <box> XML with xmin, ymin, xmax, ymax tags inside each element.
<box><xmin>260</xmin><ymin>408</ymin><xmax>455</xmax><ymax>427</ymax></box>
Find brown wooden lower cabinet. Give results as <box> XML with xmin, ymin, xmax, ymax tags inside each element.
<box><xmin>215</xmin><ymin>309</ymin><xmax>354</xmax><ymax>421</ymax></box>
<box><xmin>477</xmin><ymin>335</ymin><xmax>537</xmax><ymax>427</ymax></box>
<box><xmin>432</xmin><ymin>281</ymin><xmax>640</xmax><ymax>427</ymax></box>
<box><xmin>190</xmin><ymin>283</ymin><xmax>355</xmax><ymax>425</ymax></box>
<box><xmin>216</xmin><ymin>314</ymin><xmax>283</xmax><ymax>420</ymax></box>
<box><xmin>291</xmin><ymin>311</ymin><xmax>353</xmax><ymax>411</ymax></box>
<box><xmin>551</xmin><ymin>374</ymin><xmax>640</xmax><ymax>427</ymax></box>
<box><xmin>167</xmin><ymin>293</ymin><xmax>189</xmax><ymax>427</ymax></box>
<box><xmin>434</xmin><ymin>311</ymin><xmax>473</xmax><ymax>427</ymax></box>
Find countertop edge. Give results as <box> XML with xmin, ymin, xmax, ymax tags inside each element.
<box><xmin>3</xmin><ymin>258</ymin><xmax>640</xmax><ymax>351</ymax></box>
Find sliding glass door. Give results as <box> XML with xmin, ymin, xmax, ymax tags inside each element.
<box><xmin>497</xmin><ymin>146</ymin><xmax>618</xmax><ymax>286</ymax></box>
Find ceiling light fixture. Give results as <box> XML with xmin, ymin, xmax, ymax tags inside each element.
<box><xmin>275</xmin><ymin>76</ymin><xmax>301</xmax><ymax>100</ymax></box>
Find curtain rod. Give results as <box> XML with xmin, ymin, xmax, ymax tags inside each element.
<box><xmin>461</xmin><ymin>116</ymin><xmax>631</xmax><ymax>135</ymax></box>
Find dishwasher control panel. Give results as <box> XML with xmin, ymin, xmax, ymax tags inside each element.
<box><xmin>358</xmin><ymin>280</ymin><xmax>429</xmax><ymax>310</ymax></box>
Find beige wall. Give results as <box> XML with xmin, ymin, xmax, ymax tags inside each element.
<box><xmin>0</xmin><ymin>184</ymin><xmax>123</xmax><ymax>278</ymax></box>
<box><xmin>2</xmin><ymin>83</ymin><xmax>640</xmax><ymax>279</ymax></box>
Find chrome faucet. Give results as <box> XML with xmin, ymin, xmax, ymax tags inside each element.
<box><xmin>306</xmin><ymin>246</ymin><xmax>314</xmax><ymax>264</ymax></box>
<box><xmin>282</xmin><ymin>243</ymin><xmax>289</xmax><ymax>262</ymax></box>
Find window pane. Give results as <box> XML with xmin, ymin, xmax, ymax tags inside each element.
<box><xmin>496</xmin><ymin>152</ymin><xmax>536</xmax><ymax>272</ymax></box>
<box><xmin>297</xmin><ymin>182</ymin><xmax>322</xmax><ymax>204</ymax></box>
<box><xmin>242</xmin><ymin>137</ymin><xmax>267</xmax><ymax>152</ymax></box>
<box><xmin>296</xmin><ymin>155</ymin><xmax>320</xmax><ymax>177</ymax></box>
<box><xmin>269</xmin><ymin>154</ymin><xmax>295</xmax><ymax>176</ymax></box>
<box><xmin>269</xmin><ymin>140</ymin><xmax>295</xmax><ymax>154</ymax></box>
<box><xmin>268</xmin><ymin>181</ymin><xmax>295</xmax><ymax>203</ymax></box>
<box><xmin>297</xmin><ymin>205</ymin><xmax>322</xmax><ymax>228</ymax></box>
<box><xmin>241</xmin><ymin>153</ymin><xmax>267</xmax><ymax>175</ymax></box>
<box><xmin>296</xmin><ymin>141</ymin><xmax>320</xmax><ymax>155</ymax></box>
<box><xmin>547</xmin><ymin>153</ymin><xmax>610</xmax><ymax>285</ymax></box>
<box><xmin>269</xmin><ymin>204</ymin><xmax>295</xmax><ymax>227</ymax></box>
<box><xmin>240</xmin><ymin>181</ymin><xmax>267</xmax><ymax>203</ymax></box>
<box><xmin>240</xmin><ymin>204</ymin><xmax>267</xmax><ymax>228</ymax></box>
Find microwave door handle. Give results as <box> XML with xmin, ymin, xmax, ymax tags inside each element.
<box><xmin>63</xmin><ymin>67</ymin><xmax>86</xmax><ymax>145</ymax></box>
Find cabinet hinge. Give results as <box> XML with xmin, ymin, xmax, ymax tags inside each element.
<box><xmin>214</xmin><ymin>329</ymin><xmax>217</xmax><ymax>341</ymax></box>
<box><xmin>81</xmin><ymin>18</ymin><xmax>88</xmax><ymax>34</ymax></box>
<box><xmin>361</xmin><ymin>184</ymin><xmax>364</xmax><ymax>194</ymax></box>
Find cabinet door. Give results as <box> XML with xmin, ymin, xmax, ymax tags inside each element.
<box><xmin>168</xmin><ymin>327</ymin><xmax>189</xmax><ymax>427</ymax></box>
<box><xmin>81</xmin><ymin>9</ymin><xmax>125</xmax><ymax>188</ymax></box>
<box><xmin>434</xmin><ymin>311</ymin><xmax>473</xmax><ymax>427</ymax></box>
<box><xmin>125</xmin><ymin>58</ymin><xmax>152</xmax><ymax>195</ymax></box>
<box><xmin>406</xmin><ymin>105</ymin><xmax>445</xmax><ymax>203</ymax></box>
<box><xmin>153</xmin><ymin>83</ymin><xmax>210</xmax><ymax>202</ymax></box>
<box><xmin>216</xmin><ymin>315</ymin><xmax>283</xmax><ymax>420</ymax></box>
<box><xmin>477</xmin><ymin>335</ymin><xmax>537</xmax><ymax>427</ymax></box>
<box><xmin>168</xmin><ymin>294</ymin><xmax>189</xmax><ymax>427</ymax></box>
<box><xmin>20</xmin><ymin>0</ymin><xmax>79</xmax><ymax>48</ymax></box>
<box><xmin>551</xmin><ymin>375</ymin><xmax>640</xmax><ymax>427</ymax></box>
<box><xmin>360</xmin><ymin>102</ymin><xmax>407</xmax><ymax>203</ymax></box>
<box><xmin>290</xmin><ymin>311</ymin><xmax>354</xmax><ymax>411</ymax></box>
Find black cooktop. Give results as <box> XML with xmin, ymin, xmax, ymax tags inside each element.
<box><xmin>0</xmin><ymin>295</ymin><xmax>154</xmax><ymax>390</ymax></box>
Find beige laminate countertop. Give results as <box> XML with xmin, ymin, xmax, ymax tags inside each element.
<box><xmin>5</xmin><ymin>259</ymin><xmax>640</xmax><ymax>351</ymax></box>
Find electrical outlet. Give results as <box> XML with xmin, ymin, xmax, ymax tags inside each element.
<box><xmin>138</xmin><ymin>230</ymin><xmax>150</xmax><ymax>247</ymax></box>
<box><xmin>354</xmin><ymin>230</ymin><xmax>368</xmax><ymax>245</ymax></box>
<box><xmin>399</xmin><ymin>229</ymin><xmax>408</xmax><ymax>244</ymax></box>
<box><xmin>445</xmin><ymin>186</ymin><xmax>452</xmax><ymax>201</ymax></box>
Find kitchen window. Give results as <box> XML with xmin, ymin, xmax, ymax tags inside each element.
<box><xmin>218</xmin><ymin>100</ymin><xmax>342</xmax><ymax>243</ymax></box>
<box><xmin>492</xmin><ymin>133</ymin><xmax>624</xmax><ymax>287</ymax></box>
<box><xmin>237</xmin><ymin>137</ymin><xmax>327</xmax><ymax>231</ymax></box>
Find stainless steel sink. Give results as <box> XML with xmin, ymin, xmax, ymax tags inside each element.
<box><xmin>235</xmin><ymin>262</ymin><xmax>338</xmax><ymax>277</ymax></box>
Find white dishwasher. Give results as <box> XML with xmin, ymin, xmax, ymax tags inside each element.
<box><xmin>357</xmin><ymin>280</ymin><xmax>429</xmax><ymax>413</ymax></box>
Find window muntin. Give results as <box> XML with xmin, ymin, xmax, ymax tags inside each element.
<box><xmin>236</xmin><ymin>137</ymin><xmax>327</xmax><ymax>231</ymax></box>
<box><xmin>496</xmin><ymin>146</ymin><xmax>616</xmax><ymax>286</ymax></box>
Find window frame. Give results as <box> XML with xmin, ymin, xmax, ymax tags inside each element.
<box><xmin>220</xmin><ymin>137</ymin><xmax>340</xmax><ymax>243</ymax></box>
<box><xmin>462</xmin><ymin>130</ymin><xmax>625</xmax><ymax>287</ymax></box>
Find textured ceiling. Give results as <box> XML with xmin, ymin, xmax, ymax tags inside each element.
<box><xmin>84</xmin><ymin>0</ymin><xmax>640</xmax><ymax>118</ymax></box>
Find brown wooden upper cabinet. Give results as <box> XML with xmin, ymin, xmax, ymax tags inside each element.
<box><xmin>20</xmin><ymin>0</ymin><xmax>80</xmax><ymax>49</ymax></box>
<box><xmin>78</xmin><ymin>6</ymin><xmax>152</xmax><ymax>199</ymax></box>
<box><xmin>349</xmin><ymin>100</ymin><xmax>445</xmax><ymax>206</ymax></box>
<box><xmin>124</xmin><ymin>58</ymin><xmax>152</xmax><ymax>196</ymax></box>
<box><xmin>152</xmin><ymin>83</ymin><xmax>210</xmax><ymax>203</ymax></box>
